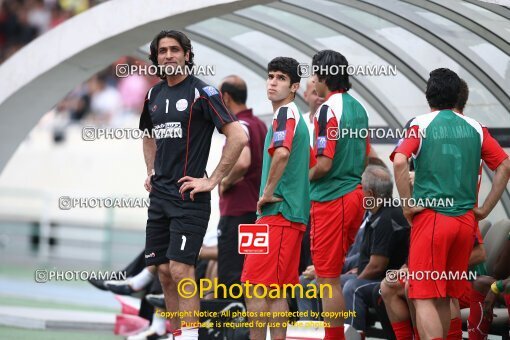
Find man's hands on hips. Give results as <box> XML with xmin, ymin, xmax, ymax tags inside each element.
<box><xmin>473</xmin><ymin>206</ymin><xmax>489</xmax><ymax>221</ymax></box>
<box><xmin>178</xmin><ymin>176</ymin><xmax>216</xmax><ymax>201</ymax></box>
<box><xmin>402</xmin><ymin>206</ymin><xmax>424</xmax><ymax>226</ymax></box>
<box><xmin>256</xmin><ymin>193</ymin><xmax>283</xmax><ymax>214</ymax></box>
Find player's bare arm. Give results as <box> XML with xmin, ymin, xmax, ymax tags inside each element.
<box><xmin>309</xmin><ymin>155</ymin><xmax>332</xmax><ymax>180</ymax></box>
<box><xmin>179</xmin><ymin>121</ymin><xmax>247</xmax><ymax>200</ymax></box>
<box><xmin>220</xmin><ymin>144</ymin><xmax>251</xmax><ymax>195</ymax></box>
<box><xmin>393</xmin><ymin>153</ymin><xmax>423</xmax><ymax>225</ymax></box>
<box><xmin>143</xmin><ymin>136</ymin><xmax>156</xmax><ymax>192</ymax></box>
<box><xmin>256</xmin><ymin>147</ymin><xmax>288</xmax><ymax>214</ymax></box>
<box><xmin>474</xmin><ymin>158</ymin><xmax>510</xmax><ymax>220</ymax></box>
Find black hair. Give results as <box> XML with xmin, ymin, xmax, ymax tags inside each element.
<box><xmin>312</xmin><ymin>50</ymin><xmax>351</xmax><ymax>92</ymax></box>
<box><xmin>267</xmin><ymin>57</ymin><xmax>301</xmax><ymax>85</ymax></box>
<box><xmin>220</xmin><ymin>79</ymin><xmax>247</xmax><ymax>104</ymax></box>
<box><xmin>456</xmin><ymin>78</ymin><xmax>469</xmax><ymax>113</ymax></box>
<box><xmin>148</xmin><ymin>30</ymin><xmax>194</xmax><ymax>78</ymax></box>
<box><xmin>425</xmin><ymin>68</ymin><xmax>460</xmax><ymax>110</ymax></box>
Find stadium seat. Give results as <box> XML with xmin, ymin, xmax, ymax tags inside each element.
<box><xmin>479</xmin><ymin>219</ymin><xmax>492</xmax><ymax>239</ymax></box>
<box><xmin>483</xmin><ymin>219</ymin><xmax>510</xmax><ymax>276</ymax></box>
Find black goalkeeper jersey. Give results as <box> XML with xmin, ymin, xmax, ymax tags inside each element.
<box><xmin>139</xmin><ymin>75</ymin><xmax>236</xmax><ymax>202</ymax></box>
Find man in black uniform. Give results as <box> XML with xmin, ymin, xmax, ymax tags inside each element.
<box><xmin>139</xmin><ymin>30</ymin><xmax>247</xmax><ymax>339</ymax></box>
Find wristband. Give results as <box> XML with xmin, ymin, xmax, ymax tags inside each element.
<box><xmin>496</xmin><ymin>280</ymin><xmax>505</xmax><ymax>293</ymax></box>
<box><xmin>490</xmin><ymin>282</ymin><xmax>500</xmax><ymax>294</ymax></box>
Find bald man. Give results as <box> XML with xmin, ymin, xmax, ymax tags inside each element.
<box><xmin>302</xmin><ymin>77</ymin><xmax>325</xmax><ymax>146</ymax></box>
<box><xmin>217</xmin><ymin>75</ymin><xmax>268</xmax><ymax>290</ymax></box>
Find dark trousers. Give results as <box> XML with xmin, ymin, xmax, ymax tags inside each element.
<box><xmin>217</xmin><ymin>213</ymin><xmax>256</xmax><ymax>288</ymax></box>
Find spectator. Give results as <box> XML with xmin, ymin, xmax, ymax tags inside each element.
<box><xmin>117</xmin><ymin>60</ymin><xmax>151</xmax><ymax>114</ymax></box>
<box><xmin>27</xmin><ymin>0</ymin><xmax>50</xmax><ymax>34</ymax></box>
<box><xmin>217</xmin><ymin>75</ymin><xmax>267</xmax><ymax>291</ymax></box>
<box><xmin>89</xmin><ymin>72</ymin><xmax>122</xmax><ymax>126</ymax></box>
<box><xmin>342</xmin><ymin>165</ymin><xmax>410</xmax><ymax>333</ymax></box>
<box><xmin>302</xmin><ymin>77</ymin><xmax>324</xmax><ymax>147</ymax></box>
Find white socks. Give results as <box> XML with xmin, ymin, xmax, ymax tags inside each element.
<box><xmin>149</xmin><ymin>312</ymin><xmax>167</xmax><ymax>335</ymax></box>
<box><xmin>130</xmin><ymin>267</ymin><xmax>155</xmax><ymax>290</ymax></box>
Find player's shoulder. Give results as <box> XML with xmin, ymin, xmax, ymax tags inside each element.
<box><xmin>345</xmin><ymin>92</ymin><xmax>369</xmax><ymax>115</ymax></box>
<box><xmin>314</xmin><ymin>103</ymin><xmax>334</xmax><ymax>121</ymax></box>
<box><xmin>274</xmin><ymin>101</ymin><xmax>299</xmax><ymax>120</ymax></box>
<box><xmin>453</xmin><ymin>111</ymin><xmax>483</xmax><ymax>129</ymax></box>
<box><xmin>193</xmin><ymin>77</ymin><xmax>220</xmax><ymax>98</ymax></box>
<box><xmin>453</xmin><ymin>111</ymin><xmax>484</xmax><ymax>139</ymax></box>
<box><xmin>324</xmin><ymin>91</ymin><xmax>341</xmax><ymax>108</ymax></box>
<box><xmin>407</xmin><ymin>111</ymin><xmax>441</xmax><ymax>129</ymax></box>
<box><xmin>146</xmin><ymin>80</ymin><xmax>166</xmax><ymax>100</ymax></box>
<box><xmin>317</xmin><ymin>102</ymin><xmax>331</xmax><ymax>113</ymax></box>
<box><xmin>323</xmin><ymin>92</ymin><xmax>353</xmax><ymax>117</ymax></box>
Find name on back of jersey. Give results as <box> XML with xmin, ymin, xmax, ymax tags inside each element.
<box><xmin>153</xmin><ymin>122</ymin><xmax>183</xmax><ymax>139</ymax></box>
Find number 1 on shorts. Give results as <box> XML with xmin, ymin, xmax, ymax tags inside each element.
<box><xmin>181</xmin><ymin>235</ymin><xmax>186</xmax><ymax>250</ymax></box>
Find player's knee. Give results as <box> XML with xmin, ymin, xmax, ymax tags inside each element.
<box><xmin>383</xmin><ymin>279</ymin><xmax>404</xmax><ymax>299</ymax></box>
<box><xmin>169</xmin><ymin>261</ymin><xmax>193</xmax><ymax>282</ymax></box>
<box><xmin>157</xmin><ymin>264</ymin><xmax>172</xmax><ymax>283</ymax></box>
<box><xmin>472</xmin><ymin>275</ymin><xmax>495</xmax><ymax>294</ymax></box>
<box><xmin>380</xmin><ymin>280</ymin><xmax>395</xmax><ymax>300</ymax></box>
<box><xmin>157</xmin><ymin>263</ymin><xmax>170</xmax><ymax>276</ymax></box>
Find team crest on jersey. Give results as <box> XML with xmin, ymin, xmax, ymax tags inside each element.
<box><xmin>273</xmin><ymin>131</ymin><xmax>286</xmax><ymax>142</ymax></box>
<box><xmin>317</xmin><ymin>136</ymin><xmax>327</xmax><ymax>149</ymax></box>
<box><xmin>152</xmin><ymin>104</ymin><xmax>158</xmax><ymax>112</ymax></box>
<box><xmin>176</xmin><ymin>99</ymin><xmax>188</xmax><ymax>111</ymax></box>
<box><xmin>202</xmin><ymin>86</ymin><xmax>218</xmax><ymax>96</ymax></box>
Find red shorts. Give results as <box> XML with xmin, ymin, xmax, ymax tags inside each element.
<box><xmin>241</xmin><ymin>214</ymin><xmax>305</xmax><ymax>286</ymax></box>
<box><xmin>458</xmin><ymin>280</ymin><xmax>473</xmax><ymax>309</ymax></box>
<box><xmin>310</xmin><ymin>187</ymin><xmax>365</xmax><ymax>278</ymax></box>
<box><xmin>407</xmin><ymin>209</ymin><xmax>476</xmax><ymax>299</ymax></box>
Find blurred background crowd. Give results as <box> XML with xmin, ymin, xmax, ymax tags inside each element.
<box><xmin>1</xmin><ymin>0</ymin><xmax>156</xmax><ymax>141</ymax></box>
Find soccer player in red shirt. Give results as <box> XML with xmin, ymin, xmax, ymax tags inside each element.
<box><xmin>241</xmin><ymin>57</ymin><xmax>315</xmax><ymax>340</ymax></box>
<box><xmin>309</xmin><ymin>50</ymin><xmax>369</xmax><ymax>340</ymax></box>
<box><xmin>392</xmin><ymin>68</ymin><xmax>510</xmax><ymax>339</ymax></box>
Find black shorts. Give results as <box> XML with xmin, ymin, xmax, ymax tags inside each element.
<box><xmin>145</xmin><ymin>193</ymin><xmax>210</xmax><ymax>266</ymax></box>
<box><xmin>217</xmin><ymin>212</ymin><xmax>256</xmax><ymax>287</ymax></box>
